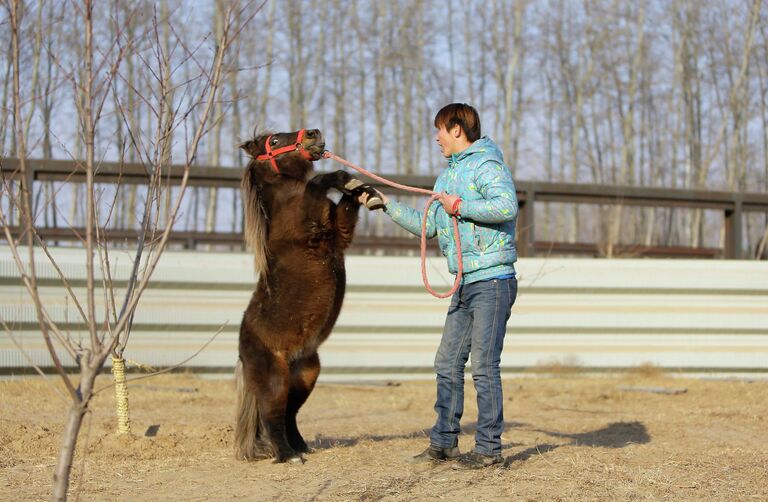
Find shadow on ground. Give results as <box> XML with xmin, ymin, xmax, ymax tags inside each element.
<box><xmin>309</xmin><ymin>421</ymin><xmax>525</xmax><ymax>450</ymax></box>
<box><xmin>309</xmin><ymin>420</ymin><xmax>649</xmax><ymax>468</ymax></box>
<box><xmin>503</xmin><ymin>421</ymin><xmax>650</xmax><ymax>467</ymax></box>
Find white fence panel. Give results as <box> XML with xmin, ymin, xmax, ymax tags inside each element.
<box><xmin>1</xmin><ymin>246</ymin><xmax>767</xmax><ymax>376</ymax></box>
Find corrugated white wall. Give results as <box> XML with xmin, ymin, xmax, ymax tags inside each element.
<box><xmin>2</xmin><ymin>246</ymin><xmax>767</xmax><ymax>374</ymax></box>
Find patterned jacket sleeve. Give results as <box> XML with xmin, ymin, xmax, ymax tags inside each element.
<box><xmin>459</xmin><ymin>161</ymin><xmax>518</xmax><ymax>224</ymax></box>
<box><xmin>384</xmin><ymin>199</ymin><xmax>439</xmax><ymax>239</ymax></box>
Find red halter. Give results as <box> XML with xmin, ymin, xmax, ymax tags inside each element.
<box><xmin>255</xmin><ymin>129</ymin><xmax>314</xmax><ymax>173</ymax></box>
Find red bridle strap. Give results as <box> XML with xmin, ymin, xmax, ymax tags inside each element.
<box><xmin>255</xmin><ymin>129</ymin><xmax>313</xmax><ymax>173</ymax></box>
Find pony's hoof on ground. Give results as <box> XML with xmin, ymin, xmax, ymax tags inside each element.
<box><xmin>365</xmin><ymin>196</ymin><xmax>385</xmax><ymax>210</ymax></box>
<box><xmin>273</xmin><ymin>451</ymin><xmax>306</xmax><ymax>464</ymax></box>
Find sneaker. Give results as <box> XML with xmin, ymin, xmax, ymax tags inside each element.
<box><xmin>409</xmin><ymin>444</ymin><xmax>460</xmax><ymax>463</ymax></box>
<box><xmin>452</xmin><ymin>451</ymin><xmax>504</xmax><ymax>470</ymax></box>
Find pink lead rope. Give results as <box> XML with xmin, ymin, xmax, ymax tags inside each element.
<box><xmin>322</xmin><ymin>151</ymin><xmax>463</xmax><ymax>299</ymax></box>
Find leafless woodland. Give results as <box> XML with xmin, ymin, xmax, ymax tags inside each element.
<box><xmin>1</xmin><ymin>2</ymin><xmax>767</xmax><ymax>500</ymax></box>
<box><xmin>2</xmin><ymin>0</ymin><xmax>768</xmax><ymax>255</ymax></box>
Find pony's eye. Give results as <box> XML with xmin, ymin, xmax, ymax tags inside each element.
<box><xmin>271</xmin><ymin>137</ymin><xmax>279</xmax><ymax>146</ymax></box>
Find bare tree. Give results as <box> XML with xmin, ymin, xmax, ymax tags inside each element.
<box><xmin>0</xmin><ymin>1</ymin><xmax>255</xmax><ymax>499</ymax></box>
<box><xmin>490</xmin><ymin>0</ymin><xmax>526</xmax><ymax>174</ymax></box>
<box><xmin>755</xmin><ymin>9</ymin><xmax>768</xmax><ymax>258</ymax></box>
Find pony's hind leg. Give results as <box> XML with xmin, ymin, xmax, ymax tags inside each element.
<box><xmin>286</xmin><ymin>353</ymin><xmax>321</xmax><ymax>453</ymax></box>
<box><xmin>234</xmin><ymin>358</ymin><xmax>270</xmax><ymax>460</ymax></box>
<box><xmin>253</xmin><ymin>351</ymin><xmax>303</xmax><ymax>463</ymax></box>
<box><xmin>238</xmin><ymin>338</ymin><xmax>302</xmax><ymax>463</ymax></box>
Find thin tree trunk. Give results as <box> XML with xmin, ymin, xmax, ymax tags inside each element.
<box><xmin>463</xmin><ymin>0</ymin><xmax>474</xmax><ymax>105</ymax></box>
<box><xmin>332</xmin><ymin>0</ymin><xmax>347</xmax><ymax>158</ymax></box>
<box><xmin>0</xmin><ymin>39</ymin><xmax>13</xmax><ymax>151</ymax></box>
<box><xmin>502</xmin><ymin>1</ymin><xmax>524</xmax><ymax>171</ymax></box>
<box><xmin>353</xmin><ymin>0</ymin><xmax>365</xmax><ymax>164</ymax></box>
<box><xmin>230</xmin><ymin>43</ymin><xmax>242</xmax><ymax>235</ymax></box>
<box><xmin>755</xmin><ymin>23</ymin><xmax>768</xmax><ymax>257</ymax></box>
<box><xmin>204</xmin><ymin>2</ymin><xmax>225</xmax><ymax>241</ymax></box>
<box><xmin>258</xmin><ymin>0</ymin><xmax>276</xmax><ymax>124</ymax></box>
<box><xmin>22</xmin><ymin>0</ymin><xmax>45</xmax><ymax>146</ymax></box>
<box><xmin>52</xmin><ymin>400</ymin><xmax>87</xmax><ymax>501</ymax></box>
<box><xmin>373</xmin><ymin>1</ymin><xmax>385</xmax><ymax>172</ymax></box>
<box><xmin>446</xmin><ymin>0</ymin><xmax>455</xmax><ymax>98</ymax></box>
<box><xmin>414</xmin><ymin>4</ymin><xmax>425</xmax><ymax>170</ymax></box>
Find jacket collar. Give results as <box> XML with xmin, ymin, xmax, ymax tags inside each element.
<box><xmin>448</xmin><ymin>136</ymin><xmax>494</xmax><ymax>166</ymax></box>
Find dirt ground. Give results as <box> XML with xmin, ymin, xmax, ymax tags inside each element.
<box><xmin>1</xmin><ymin>369</ymin><xmax>767</xmax><ymax>502</ymax></box>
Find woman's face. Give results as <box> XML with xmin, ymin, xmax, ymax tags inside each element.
<box><xmin>435</xmin><ymin>124</ymin><xmax>462</xmax><ymax>158</ymax></box>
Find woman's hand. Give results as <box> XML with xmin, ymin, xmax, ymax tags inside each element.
<box><xmin>438</xmin><ymin>192</ymin><xmax>461</xmax><ymax>215</ymax></box>
<box><xmin>358</xmin><ymin>188</ymin><xmax>388</xmax><ymax>206</ymax></box>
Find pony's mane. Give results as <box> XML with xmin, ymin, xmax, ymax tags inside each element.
<box><xmin>241</xmin><ymin>163</ymin><xmax>269</xmax><ymax>276</ymax></box>
<box><xmin>240</xmin><ymin>129</ymin><xmax>274</xmax><ymax>158</ymax></box>
<box><xmin>240</xmin><ymin>131</ymin><xmax>273</xmax><ymax>276</ymax></box>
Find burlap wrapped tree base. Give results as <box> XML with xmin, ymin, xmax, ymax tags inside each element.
<box><xmin>111</xmin><ymin>356</ymin><xmax>131</xmax><ymax>435</ymax></box>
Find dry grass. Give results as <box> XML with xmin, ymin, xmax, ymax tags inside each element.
<box><xmin>527</xmin><ymin>355</ymin><xmax>584</xmax><ymax>375</ymax></box>
<box><xmin>627</xmin><ymin>362</ymin><xmax>667</xmax><ymax>378</ymax></box>
<box><xmin>1</xmin><ymin>372</ymin><xmax>767</xmax><ymax>501</ymax></box>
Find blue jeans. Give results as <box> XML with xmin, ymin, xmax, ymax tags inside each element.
<box><xmin>430</xmin><ymin>276</ymin><xmax>517</xmax><ymax>456</ymax></box>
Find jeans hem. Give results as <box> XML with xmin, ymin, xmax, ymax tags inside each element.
<box><xmin>429</xmin><ymin>438</ymin><xmax>459</xmax><ymax>449</ymax></box>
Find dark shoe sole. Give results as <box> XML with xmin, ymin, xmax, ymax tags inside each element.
<box><xmin>409</xmin><ymin>445</ymin><xmax>460</xmax><ymax>464</ymax></box>
<box><xmin>408</xmin><ymin>454</ymin><xmax>459</xmax><ymax>464</ymax></box>
<box><xmin>451</xmin><ymin>453</ymin><xmax>503</xmax><ymax>470</ymax></box>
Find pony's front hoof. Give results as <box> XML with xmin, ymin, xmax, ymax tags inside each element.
<box><xmin>342</xmin><ymin>178</ymin><xmax>365</xmax><ymax>194</ymax></box>
<box><xmin>365</xmin><ymin>196</ymin><xmax>385</xmax><ymax>210</ymax></box>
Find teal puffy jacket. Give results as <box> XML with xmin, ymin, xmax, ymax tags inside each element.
<box><xmin>384</xmin><ymin>136</ymin><xmax>518</xmax><ymax>284</ymax></box>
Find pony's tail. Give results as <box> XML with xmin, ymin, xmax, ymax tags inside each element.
<box><xmin>241</xmin><ymin>165</ymin><xmax>269</xmax><ymax>276</ymax></box>
<box><xmin>234</xmin><ymin>359</ymin><xmax>269</xmax><ymax>460</ymax></box>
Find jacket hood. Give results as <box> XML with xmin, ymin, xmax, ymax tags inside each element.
<box><xmin>450</xmin><ymin>136</ymin><xmax>504</xmax><ymax>165</ymax></box>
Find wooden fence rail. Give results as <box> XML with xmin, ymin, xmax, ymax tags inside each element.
<box><xmin>2</xmin><ymin>158</ymin><xmax>768</xmax><ymax>258</ymax></box>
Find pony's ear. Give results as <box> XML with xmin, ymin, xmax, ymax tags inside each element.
<box><xmin>240</xmin><ymin>139</ymin><xmax>261</xmax><ymax>158</ymax></box>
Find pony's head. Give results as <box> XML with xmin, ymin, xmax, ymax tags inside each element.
<box><xmin>240</xmin><ymin>129</ymin><xmax>325</xmax><ymax>275</ymax></box>
<box><xmin>240</xmin><ymin>129</ymin><xmax>325</xmax><ymax>180</ymax></box>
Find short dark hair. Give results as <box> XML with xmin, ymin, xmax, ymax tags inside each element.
<box><xmin>433</xmin><ymin>103</ymin><xmax>481</xmax><ymax>142</ymax></box>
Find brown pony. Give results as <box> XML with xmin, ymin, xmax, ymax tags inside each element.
<box><xmin>235</xmin><ymin>128</ymin><xmax>379</xmax><ymax>463</ymax></box>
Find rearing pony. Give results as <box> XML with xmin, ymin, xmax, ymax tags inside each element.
<box><xmin>235</xmin><ymin>128</ymin><xmax>380</xmax><ymax>463</ymax></box>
